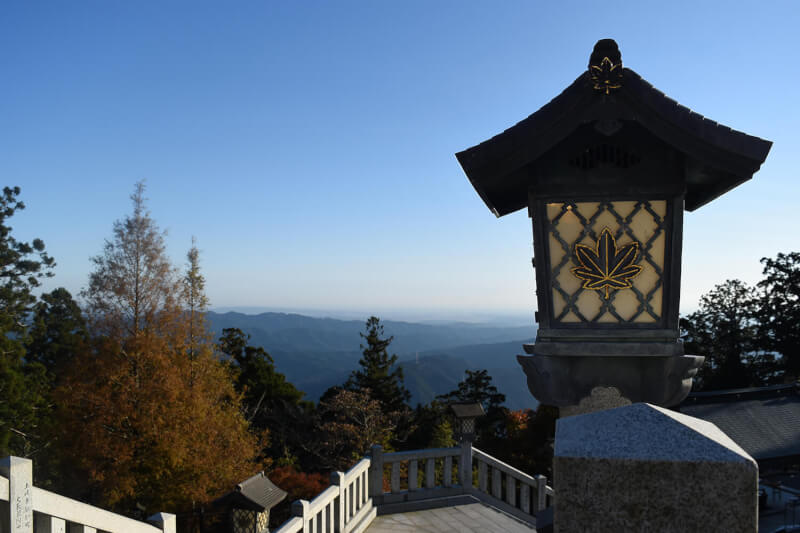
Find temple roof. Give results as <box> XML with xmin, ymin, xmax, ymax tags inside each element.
<box><xmin>456</xmin><ymin>40</ymin><xmax>772</xmax><ymax>216</ymax></box>
<box><xmin>680</xmin><ymin>384</ymin><xmax>800</xmax><ymax>463</ymax></box>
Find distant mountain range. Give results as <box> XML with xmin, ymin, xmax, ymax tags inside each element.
<box><xmin>206</xmin><ymin>311</ymin><xmax>539</xmax><ymax>410</ymax></box>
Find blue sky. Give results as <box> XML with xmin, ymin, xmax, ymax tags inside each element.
<box><xmin>1</xmin><ymin>1</ymin><xmax>798</xmax><ymax>321</ymax></box>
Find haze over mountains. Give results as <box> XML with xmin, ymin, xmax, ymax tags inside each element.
<box><xmin>206</xmin><ymin>311</ymin><xmax>539</xmax><ymax>410</ymax></box>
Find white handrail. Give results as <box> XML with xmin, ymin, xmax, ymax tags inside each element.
<box><xmin>472</xmin><ymin>447</ymin><xmax>538</xmax><ymax>485</ymax></box>
<box><xmin>32</xmin><ymin>487</ymin><xmax>163</xmax><ymax>533</ymax></box>
<box><xmin>272</xmin><ymin>515</ymin><xmax>303</xmax><ymax>533</ymax></box>
<box><xmin>275</xmin><ymin>456</ymin><xmax>375</xmax><ymax>533</ymax></box>
<box><xmin>272</xmin><ymin>444</ymin><xmax>553</xmax><ymax>532</ymax></box>
<box><xmin>2</xmin><ymin>456</ymin><xmax>173</xmax><ymax>533</ymax></box>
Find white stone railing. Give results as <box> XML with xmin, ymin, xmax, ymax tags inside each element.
<box><xmin>369</xmin><ymin>445</ymin><xmax>466</xmax><ymax>504</ymax></box>
<box><xmin>1</xmin><ymin>456</ymin><xmax>175</xmax><ymax>533</ymax></box>
<box><xmin>273</xmin><ymin>442</ymin><xmax>554</xmax><ymax>532</ymax></box>
<box><xmin>472</xmin><ymin>447</ymin><xmax>554</xmax><ymax>518</ymax></box>
<box><xmin>274</xmin><ymin>457</ymin><xmax>375</xmax><ymax>533</ymax></box>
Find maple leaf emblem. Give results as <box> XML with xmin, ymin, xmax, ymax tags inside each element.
<box><xmin>590</xmin><ymin>56</ymin><xmax>623</xmax><ymax>94</ymax></box>
<box><xmin>571</xmin><ymin>228</ymin><xmax>642</xmax><ymax>299</ymax></box>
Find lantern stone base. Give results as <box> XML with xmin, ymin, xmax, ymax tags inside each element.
<box><xmin>553</xmin><ymin>403</ymin><xmax>758</xmax><ymax>533</ymax></box>
<box><xmin>517</xmin><ymin>349</ymin><xmax>703</xmax><ymax>413</ymax></box>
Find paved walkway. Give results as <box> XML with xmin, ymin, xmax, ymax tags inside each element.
<box><xmin>366</xmin><ymin>503</ymin><xmax>535</xmax><ymax>533</ymax></box>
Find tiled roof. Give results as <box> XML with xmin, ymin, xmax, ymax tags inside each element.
<box><xmin>679</xmin><ymin>384</ymin><xmax>800</xmax><ymax>462</ymax></box>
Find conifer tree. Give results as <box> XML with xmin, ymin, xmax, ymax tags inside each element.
<box><xmin>28</xmin><ymin>287</ymin><xmax>88</xmax><ymax>382</ymax></box>
<box><xmin>184</xmin><ymin>237</ymin><xmax>209</xmax><ymax>360</ymax></box>
<box><xmin>55</xmin><ymin>182</ymin><xmax>264</xmax><ymax>513</ymax></box>
<box><xmin>0</xmin><ymin>186</ymin><xmax>55</xmax><ymax>456</ymax></box>
<box><xmin>345</xmin><ymin>316</ymin><xmax>410</xmax><ymax>413</ymax></box>
<box><xmin>680</xmin><ymin>279</ymin><xmax>766</xmax><ymax>389</ymax></box>
<box><xmin>757</xmin><ymin>252</ymin><xmax>800</xmax><ymax>380</ymax></box>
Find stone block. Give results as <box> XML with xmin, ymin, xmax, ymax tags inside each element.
<box><xmin>554</xmin><ymin>403</ymin><xmax>758</xmax><ymax>533</ymax></box>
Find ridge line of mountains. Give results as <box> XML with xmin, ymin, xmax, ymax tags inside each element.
<box><xmin>207</xmin><ymin>311</ymin><xmax>539</xmax><ymax>410</ymax></box>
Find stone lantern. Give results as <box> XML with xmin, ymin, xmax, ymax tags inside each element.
<box><xmin>450</xmin><ymin>402</ymin><xmax>485</xmax><ymax>443</ymax></box>
<box><xmin>456</xmin><ymin>39</ymin><xmax>771</xmax><ymax>414</ymax></box>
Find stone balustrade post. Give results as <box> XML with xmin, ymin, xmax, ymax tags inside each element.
<box><xmin>291</xmin><ymin>499</ymin><xmax>310</xmax><ymax>533</ymax></box>
<box><xmin>534</xmin><ymin>474</ymin><xmax>547</xmax><ymax>512</ymax></box>
<box><xmin>459</xmin><ymin>441</ymin><xmax>473</xmax><ymax>488</ymax></box>
<box><xmin>554</xmin><ymin>403</ymin><xmax>758</xmax><ymax>532</ymax></box>
<box><xmin>368</xmin><ymin>445</ymin><xmax>383</xmax><ymax>499</ymax></box>
<box><xmin>330</xmin><ymin>471</ymin><xmax>345</xmax><ymax>531</ymax></box>
<box><xmin>146</xmin><ymin>512</ymin><xmax>176</xmax><ymax>533</ymax></box>
<box><xmin>1</xmin><ymin>456</ymin><xmax>33</xmax><ymax>533</ymax></box>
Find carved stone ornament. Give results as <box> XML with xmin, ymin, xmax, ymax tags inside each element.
<box><xmin>589</xmin><ymin>38</ymin><xmax>623</xmax><ymax>94</ymax></box>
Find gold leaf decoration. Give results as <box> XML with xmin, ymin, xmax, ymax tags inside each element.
<box><xmin>571</xmin><ymin>228</ymin><xmax>642</xmax><ymax>299</ymax></box>
<box><xmin>590</xmin><ymin>56</ymin><xmax>623</xmax><ymax>94</ymax></box>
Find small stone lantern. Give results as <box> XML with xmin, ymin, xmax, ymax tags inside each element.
<box><xmin>213</xmin><ymin>471</ymin><xmax>287</xmax><ymax>533</ymax></box>
<box><xmin>451</xmin><ymin>402</ymin><xmax>485</xmax><ymax>443</ymax></box>
<box><xmin>456</xmin><ymin>39</ymin><xmax>771</xmax><ymax>414</ymax></box>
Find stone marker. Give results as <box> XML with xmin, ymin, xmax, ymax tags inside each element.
<box><xmin>1</xmin><ymin>457</ymin><xmax>33</xmax><ymax>533</ymax></box>
<box><xmin>554</xmin><ymin>403</ymin><xmax>757</xmax><ymax>533</ymax></box>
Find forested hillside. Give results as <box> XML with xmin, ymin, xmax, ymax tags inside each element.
<box><xmin>206</xmin><ymin>311</ymin><xmax>536</xmax><ymax>406</ymax></box>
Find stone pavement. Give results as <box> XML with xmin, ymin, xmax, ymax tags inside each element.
<box><xmin>365</xmin><ymin>502</ymin><xmax>535</xmax><ymax>533</ymax></box>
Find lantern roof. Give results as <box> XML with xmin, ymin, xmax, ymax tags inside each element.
<box><xmin>213</xmin><ymin>471</ymin><xmax>287</xmax><ymax>512</ymax></box>
<box><xmin>456</xmin><ymin>39</ymin><xmax>772</xmax><ymax>216</ymax></box>
<box><xmin>450</xmin><ymin>402</ymin><xmax>485</xmax><ymax>419</ymax></box>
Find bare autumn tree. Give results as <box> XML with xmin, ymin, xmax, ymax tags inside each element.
<box><xmin>313</xmin><ymin>388</ymin><xmax>395</xmax><ymax>471</ymax></box>
<box><xmin>55</xmin><ymin>182</ymin><xmax>265</xmax><ymax>514</ymax></box>
<box><xmin>83</xmin><ymin>182</ymin><xmax>180</xmax><ymax>339</ymax></box>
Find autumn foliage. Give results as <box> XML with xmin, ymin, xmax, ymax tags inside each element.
<box><xmin>53</xmin><ymin>184</ymin><xmax>265</xmax><ymax>514</ymax></box>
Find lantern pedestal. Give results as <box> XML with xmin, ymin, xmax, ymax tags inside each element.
<box><xmin>517</xmin><ymin>351</ymin><xmax>703</xmax><ymax>416</ymax></box>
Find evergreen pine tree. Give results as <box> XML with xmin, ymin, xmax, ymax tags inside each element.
<box><xmin>0</xmin><ymin>186</ymin><xmax>55</xmax><ymax>456</ymax></box>
<box><xmin>346</xmin><ymin>316</ymin><xmax>410</xmax><ymax>413</ymax></box>
<box><xmin>757</xmin><ymin>252</ymin><xmax>800</xmax><ymax>380</ymax></box>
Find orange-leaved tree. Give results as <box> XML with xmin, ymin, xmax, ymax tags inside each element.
<box><xmin>54</xmin><ymin>182</ymin><xmax>265</xmax><ymax>514</ymax></box>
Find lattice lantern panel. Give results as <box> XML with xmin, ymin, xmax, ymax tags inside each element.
<box><xmin>546</xmin><ymin>200</ymin><xmax>667</xmax><ymax>324</ymax></box>
<box><xmin>232</xmin><ymin>508</ymin><xmax>269</xmax><ymax>533</ymax></box>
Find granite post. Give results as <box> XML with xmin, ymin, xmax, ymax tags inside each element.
<box><xmin>1</xmin><ymin>456</ymin><xmax>33</xmax><ymax>533</ymax></box>
<box><xmin>553</xmin><ymin>403</ymin><xmax>758</xmax><ymax>532</ymax></box>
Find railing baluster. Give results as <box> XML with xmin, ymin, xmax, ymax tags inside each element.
<box><xmin>506</xmin><ymin>474</ymin><xmax>516</xmax><ymax>506</ymax></box>
<box><xmin>35</xmin><ymin>515</ymin><xmax>66</xmax><ymax>533</ymax></box>
<box><xmin>425</xmin><ymin>459</ymin><xmax>435</xmax><ymax>489</ymax></box>
<box><xmin>521</xmin><ymin>483</ymin><xmax>530</xmax><ymax>514</ymax></box>
<box><xmin>492</xmin><ymin>468</ymin><xmax>502</xmax><ymax>500</ymax></box>
<box><xmin>444</xmin><ymin>456</ymin><xmax>453</xmax><ymax>487</ymax></box>
<box><xmin>478</xmin><ymin>461</ymin><xmax>488</xmax><ymax>492</ymax></box>
<box><xmin>390</xmin><ymin>462</ymin><xmax>400</xmax><ymax>493</ymax></box>
<box><xmin>361</xmin><ymin>470</ymin><xmax>367</xmax><ymax>505</ymax></box>
<box><xmin>348</xmin><ymin>480</ymin><xmax>354</xmax><ymax>518</ymax></box>
<box><xmin>408</xmin><ymin>460</ymin><xmax>418</xmax><ymax>491</ymax></box>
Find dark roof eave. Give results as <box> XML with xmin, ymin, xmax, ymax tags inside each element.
<box><xmin>457</xmin><ymin>68</ymin><xmax>772</xmax><ymax>216</ymax></box>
